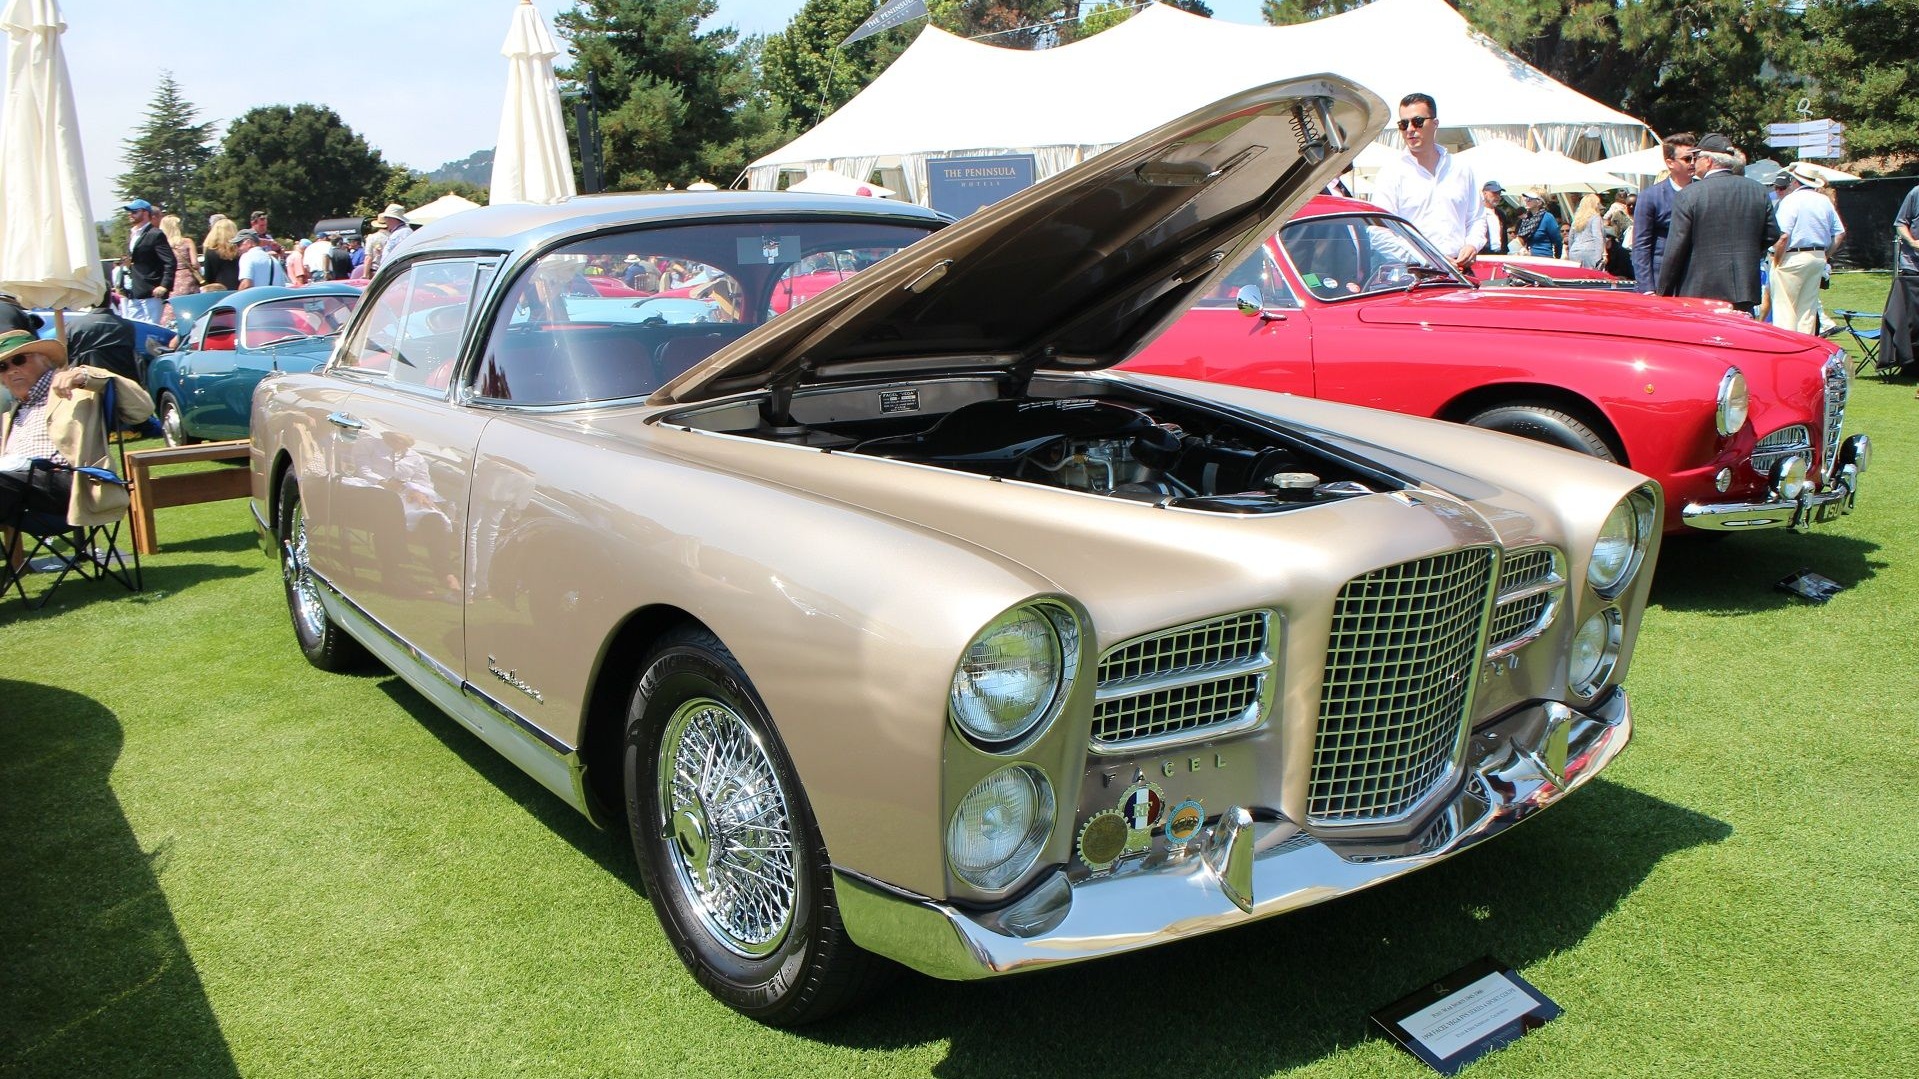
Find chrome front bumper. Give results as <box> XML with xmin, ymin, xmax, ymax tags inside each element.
<box><xmin>1682</xmin><ymin>435</ymin><xmax>1868</xmax><ymax>532</ymax></box>
<box><xmin>836</xmin><ymin>691</ymin><xmax>1632</xmax><ymax>981</ymax></box>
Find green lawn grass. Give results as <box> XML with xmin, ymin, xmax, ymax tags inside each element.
<box><xmin>4</xmin><ymin>289</ymin><xmax>1917</xmax><ymax>1077</ymax></box>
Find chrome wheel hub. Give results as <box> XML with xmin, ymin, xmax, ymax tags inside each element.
<box><xmin>657</xmin><ymin>697</ymin><xmax>797</xmax><ymax>958</ymax></box>
<box><xmin>162</xmin><ymin>403</ymin><xmax>183</xmax><ymax>446</ymax></box>
<box><xmin>284</xmin><ymin>503</ymin><xmax>327</xmax><ymax>641</ymax></box>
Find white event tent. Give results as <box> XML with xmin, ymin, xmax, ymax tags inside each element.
<box><xmin>747</xmin><ymin>0</ymin><xmax>1652</xmax><ymax>204</ymax></box>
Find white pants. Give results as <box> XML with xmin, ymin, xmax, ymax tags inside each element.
<box><xmin>1769</xmin><ymin>250</ymin><xmax>1824</xmax><ymax>335</ymax></box>
<box><xmin>123</xmin><ymin>296</ymin><xmax>163</xmax><ymax>325</ymax></box>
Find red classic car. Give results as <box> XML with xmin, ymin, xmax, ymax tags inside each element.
<box><xmin>1126</xmin><ymin>195</ymin><xmax>1869</xmax><ymax>533</ymax></box>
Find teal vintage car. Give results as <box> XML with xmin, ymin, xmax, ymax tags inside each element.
<box><xmin>146</xmin><ymin>285</ymin><xmax>360</xmax><ymax>445</ymax></box>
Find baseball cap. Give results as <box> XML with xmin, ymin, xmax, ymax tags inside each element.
<box><xmin>123</xmin><ymin>199</ymin><xmax>153</xmax><ymax>212</ymax></box>
<box><xmin>1482</xmin><ymin>180</ymin><xmax>1505</xmax><ymax>193</ymax></box>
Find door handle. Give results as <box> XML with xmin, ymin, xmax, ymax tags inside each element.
<box><xmin>327</xmin><ymin>411</ymin><xmax>364</xmax><ymax>430</ymax></box>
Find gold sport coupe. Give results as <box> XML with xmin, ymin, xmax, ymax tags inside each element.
<box><xmin>251</xmin><ymin>76</ymin><xmax>1661</xmax><ymax>1025</ymax></box>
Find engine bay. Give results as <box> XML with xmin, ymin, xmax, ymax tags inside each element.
<box><xmin>665</xmin><ymin>377</ymin><xmax>1398</xmax><ymax>514</ymax></box>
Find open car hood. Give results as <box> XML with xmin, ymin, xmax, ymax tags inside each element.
<box><xmin>654</xmin><ymin>76</ymin><xmax>1384</xmax><ymax>405</ymax></box>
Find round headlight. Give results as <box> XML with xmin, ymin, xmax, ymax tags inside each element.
<box><xmin>1589</xmin><ymin>489</ymin><xmax>1654</xmax><ymax>595</ymax></box>
<box><xmin>950</xmin><ymin>605</ymin><xmax>1071</xmax><ymax>747</ymax></box>
<box><xmin>1570</xmin><ymin>608</ymin><xmax>1621</xmax><ymax>697</ymax></box>
<box><xmin>947</xmin><ymin>764</ymin><xmax>1055</xmax><ymax>891</ymax></box>
<box><xmin>1715</xmin><ymin>367</ymin><xmax>1749</xmax><ymax>437</ymax></box>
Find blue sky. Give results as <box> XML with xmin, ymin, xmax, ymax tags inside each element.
<box><xmin>54</xmin><ymin>0</ymin><xmax>1273</xmax><ymax>221</ymax></box>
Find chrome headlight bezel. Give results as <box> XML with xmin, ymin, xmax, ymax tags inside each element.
<box><xmin>946</xmin><ymin>763</ymin><xmax>1056</xmax><ymax>891</ymax></box>
<box><xmin>949</xmin><ymin>602</ymin><xmax>1080</xmax><ymax>751</ymax></box>
<box><xmin>1715</xmin><ymin>366</ymin><xmax>1750</xmax><ymax>437</ymax></box>
<box><xmin>1587</xmin><ymin>486</ymin><xmax>1657</xmax><ymax>597</ymax></box>
<box><xmin>1569</xmin><ymin>607</ymin><xmax>1624</xmax><ymax>698</ymax></box>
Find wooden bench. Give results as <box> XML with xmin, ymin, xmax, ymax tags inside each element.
<box><xmin>124</xmin><ymin>440</ymin><xmax>253</xmax><ymax>555</ymax></box>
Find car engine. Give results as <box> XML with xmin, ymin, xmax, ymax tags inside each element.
<box><xmin>852</xmin><ymin>397</ymin><xmax>1378</xmax><ymax>513</ymax></box>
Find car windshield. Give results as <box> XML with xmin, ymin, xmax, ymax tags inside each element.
<box><xmin>240</xmin><ymin>295</ymin><xmax>357</xmax><ymax>349</ymax></box>
<box><xmin>475</xmin><ymin>218</ymin><xmax>936</xmax><ymax>406</ymax></box>
<box><xmin>1278</xmin><ymin>214</ymin><xmax>1466</xmax><ymax>301</ymax></box>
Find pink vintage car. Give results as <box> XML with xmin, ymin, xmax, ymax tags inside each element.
<box><xmin>1126</xmin><ymin>195</ymin><xmax>1868</xmax><ymax>533</ymax></box>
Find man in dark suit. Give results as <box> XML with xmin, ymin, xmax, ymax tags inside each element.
<box><xmin>1631</xmin><ymin>132</ymin><xmax>1697</xmax><ymax>292</ymax></box>
<box><xmin>1656</xmin><ymin>133</ymin><xmax>1780</xmax><ymax>313</ymax></box>
<box><xmin>122</xmin><ymin>198</ymin><xmax>174</xmax><ymax>324</ymax></box>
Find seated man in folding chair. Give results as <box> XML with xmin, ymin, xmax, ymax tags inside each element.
<box><xmin>0</xmin><ymin>329</ymin><xmax>155</xmax><ymax>578</ymax></box>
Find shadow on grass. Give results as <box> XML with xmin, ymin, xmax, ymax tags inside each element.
<box><xmin>0</xmin><ymin>560</ymin><xmax>255</xmax><ymax>625</ymax></box>
<box><xmin>159</xmin><ymin>529</ymin><xmax>262</xmax><ymax>556</ymax></box>
<box><xmin>807</xmin><ymin>780</ymin><xmax>1727</xmax><ymax>1077</ymax></box>
<box><xmin>0</xmin><ymin>680</ymin><xmax>239</xmax><ymax>1078</ymax></box>
<box><xmin>369</xmin><ymin>677</ymin><xmax>638</xmax><ymax>887</ymax></box>
<box><xmin>1651</xmin><ymin>526</ymin><xmax>1883</xmax><ymax>614</ymax></box>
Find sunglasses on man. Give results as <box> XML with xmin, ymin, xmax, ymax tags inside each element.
<box><xmin>2</xmin><ymin>353</ymin><xmax>46</xmax><ymax>371</ymax></box>
<box><xmin>1396</xmin><ymin>115</ymin><xmax>1433</xmax><ymax>131</ymax></box>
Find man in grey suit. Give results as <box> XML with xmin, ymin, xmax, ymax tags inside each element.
<box><xmin>1656</xmin><ymin>133</ymin><xmax>1780</xmax><ymax>314</ymax></box>
<box><xmin>1630</xmin><ymin>132</ymin><xmax>1696</xmax><ymax>292</ymax></box>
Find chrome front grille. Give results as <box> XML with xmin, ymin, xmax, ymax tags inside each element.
<box><xmin>1308</xmin><ymin>548</ymin><xmax>1494</xmax><ymax>825</ymax></box>
<box><xmin>1487</xmin><ymin>547</ymin><xmax>1563</xmax><ymax>655</ymax></box>
<box><xmin>1093</xmin><ymin>610</ymin><xmax>1274</xmax><ymax>750</ymax></box>
<box><xmin>1822</xmin><ymin>352</ymin><xmax>1849</xmax><ymax>481</ymax></box>
<box><xmin>1751</xmin><ymin>425</ymin><xmax>1812</xmax><ymax>475</ymax></box>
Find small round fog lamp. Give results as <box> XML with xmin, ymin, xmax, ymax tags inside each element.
<box><xmin>1771</xmin><ymin>454</ymin><xmax>1810</xmax><ymax>501</ymax></box>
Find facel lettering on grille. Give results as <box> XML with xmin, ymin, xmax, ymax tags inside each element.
<box><xmin>1162</xmin><ymin>754</ymin><xmax>1227</xmax><ymax>777</ymax></box>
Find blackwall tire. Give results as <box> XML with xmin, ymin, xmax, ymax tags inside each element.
<box><xmin>1467</xmin><ymin>403</ymin><xmax>1617</xmax><ymax>462</ymax></box>
<box><xmin>625</xmin><ymin>626</ymin><xmax>888</xmax><ymax>1026</ymax></box>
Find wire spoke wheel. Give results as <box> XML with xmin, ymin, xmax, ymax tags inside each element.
<box><xmin>657</xmin><ymin>697</ymin><xmax>798</xmax><ymax>958</ymax></box>
<box><xmin>283</xmin><ymin>498</ymin><xmax>328</xmax><ymax>643</ymax></box>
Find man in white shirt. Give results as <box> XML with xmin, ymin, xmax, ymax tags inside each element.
<box><xmin>235</xmin><ymin>231</ymin><xmax>285</xmax><ymax>290</ymax></box>
<box><xmin>1370</xmin><ymin>93</ymin><xmax>1480</xmax><ymax>269</ymax></box>
<box><xmin>1768</xmin><ymin>163</ymin><xmax>1846</xmax><ymax>335</ymax></box>
<box><xmin>304</xmin><ymin>235</ymin><xmax>336</xmax><ymax>281</ymax></box>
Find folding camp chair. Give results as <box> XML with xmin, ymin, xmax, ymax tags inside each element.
<box><xmin>2</xmin><ymin>381</ymin><xmax>143</xmax><ymax>611</ymax></box>
<box><xmin>1829</xmin><ymin>310</ymin><xmax>1886</xmax><ymax>376</ymax></box>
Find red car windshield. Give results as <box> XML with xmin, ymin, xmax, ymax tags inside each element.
<box><xmin>1278</xmin><ymin>214</ymin><xmax>1467</xmax><ymax>301</ymax></box>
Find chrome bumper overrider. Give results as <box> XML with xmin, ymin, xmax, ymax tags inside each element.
<box><xmin>1682</xmin><ymin>435</ymin><xmax>1868</xmax><ymax>532</ymax></box>
<box><xmin>836</xmin><ymin>691</ymin><xmax>1632</xmax><ymax>981</ymax></box>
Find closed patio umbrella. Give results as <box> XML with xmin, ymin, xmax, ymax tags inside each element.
<box><xmin>488</xmin><ymin>0</ymin><xmax>576</xmax><ymax>205</ymax></box>
<box><xmin>0</xmin><ymin>0</ymin><xmax>101</xmax><ymax>311</ymax></box>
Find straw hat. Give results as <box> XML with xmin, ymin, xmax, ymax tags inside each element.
<box><xmin>0</xmin><ymin>328</ymin><xmax>67</xmax><ymax>368</ymax></box>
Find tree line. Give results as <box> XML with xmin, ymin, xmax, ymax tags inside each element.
<box><xmin>112</xmin><ymin>0</ymin><xmax>1918</xmax><ymax>243</ymax></box>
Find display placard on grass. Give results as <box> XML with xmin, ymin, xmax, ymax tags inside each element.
<box><xmin>1370</xmin><ymin>957</ymin><xmax>1561</xmax><ymax>1075</ymax></box>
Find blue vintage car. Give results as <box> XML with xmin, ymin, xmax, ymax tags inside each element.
<box><xmin>146</xmin><ymin>285</ymin><xmax>360</xmax><ymax>445</ymax></box>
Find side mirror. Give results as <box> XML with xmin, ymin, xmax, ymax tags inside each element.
<box><xmin>1235</xmin><ymin>285</ymin><xmax>1286</xmax><ymax>322</ymax></box>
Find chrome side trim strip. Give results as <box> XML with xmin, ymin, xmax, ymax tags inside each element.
<box><xmin>309</xmin><ymin>569</ymin><xmax>592</xmax><ymax>818</ymax></box>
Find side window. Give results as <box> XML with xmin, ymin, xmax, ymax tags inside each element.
<box><xmin>336</xmin><ymin>259</ymin><xmax>483</xmax><ymax>391</ymax></box>
<box><xmin>202</xmin><ymin>308</ymin><xmax>237</xmax><ymax>351</ymax></box>
<box><xmin>1197</xmin><ymin>246</ymin><xmax>1296</xmax><ymax>309</ymax></box>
